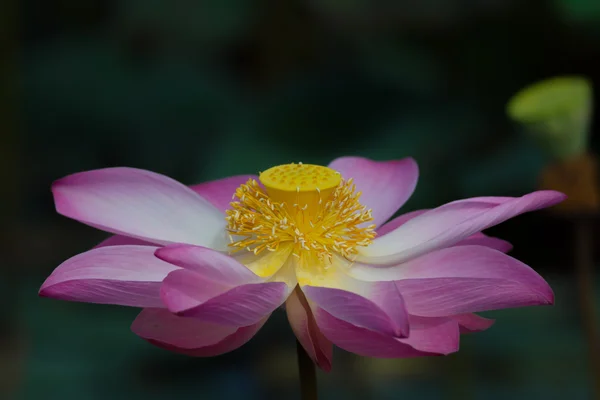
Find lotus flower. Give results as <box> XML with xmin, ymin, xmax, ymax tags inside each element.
<box><xmin>40</xmin><ymin>157</ymin><xmax>565</xmax><ymax>371</ymax></box>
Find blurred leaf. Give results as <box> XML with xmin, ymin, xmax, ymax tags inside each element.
<box><xmin>118</xmin><ymin>0</ymin><xmax>254</xmax><ymax>44</ymax></box>
<box><xmin>555</xmin><ymin>0</ymin><xmax>600</xmax><ymax>24</ymax></box>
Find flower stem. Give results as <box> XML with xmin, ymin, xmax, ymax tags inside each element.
<box><xmin>574</xmin><ymin>219</ymin><xmax>600</xmax><ymax>399</ymax></box>
<box><xmin>296</xmin><ymin>340</ymin><xmax>318</xmax><ymax>400</ymax></box>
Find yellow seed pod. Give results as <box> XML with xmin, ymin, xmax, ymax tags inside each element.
<box><xmin>259</xmin><ymin>163</ymin><xmax>341</xmax><ymax>216</ymax></box>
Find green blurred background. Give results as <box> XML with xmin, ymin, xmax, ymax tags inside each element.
<box><xmin>3</xmin><ymin>0</ymin><xmax>600</xmax><ymax>398</ymax></box>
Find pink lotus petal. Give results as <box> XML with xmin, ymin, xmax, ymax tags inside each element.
<box><xmin>451</xmin><ymin>313</ymin><xmax>495</xmax><ymax>333</ymax></box>
<box><xmin>160</xmin><ymin>268</ymin><xmax>229</xmax><ymax>306</ymax></box>
<box><xmin>328</xmin><ymin>157</ymin><xmax>419</xmax><ymax>226</ymax></box>
<box><xmin>302</xmin><ymin>279</ymin><xmax>409</xmax><ymax>338</ymax></box>
<box><xmin>39</xmin><ymin>245</ymin><xmax>178</xmax><ymax>307</ymax></box>
<box><xmin>312</xmin><ymin>308</ymin><xmax>459</xmax><ymax>358</ymax></box>
<box><xmin>286</xmin><ymin>289</ymin><xmax>332</xmax><ymax>372</ymax></box>
<box><xmin>190</xmin><ymin>175</ymin><xmax>258</xmax><ymax>212</ymax></box>
<box><xmin>133</xmin><ymin>308</ymin><xmax>268</xmax><ymax>356</ymax></box>
<box><xmin>455</xmin><ymin>235</ymin><xmax>512</xmax><ymax>253</ymax></box>
<box><xmin>161</xmin><ymin>268</ymin><xmax>289</xmax><ymax>326</ymax></box>
<box><xmin>132</xmin><ymin>308</ymin><xmax>237</xmax><ymax>348</ymax></box>
<box><xmin>155</xmin><ymin>245</ymin><xmax>263</xmax><ymax>286</ymax></box>
<box><xmin>376</xmin><ymin>209</ymin><xmax>428</xmax><ymax>237</ymax></box>
<box><xmin>95</xmin><ymin>235</ymin><xmax>156</xmax><ymax>248</ymax></box>
<box><xmin>96</xmin><ymin>175</ymin><xmax>259</xmax><ymax>249</ymax></box>
<box><xmin>360</xmin><ymin>191</ymin><xmax>565</xmax><ymax>265</ymax></box>
<box><xmin>402</xmin><ymin>315</ymin><xmax>461</xmax><ymax>353</ymax></box>
<box><xmin>377</xmin><ymin>209</ymin><xmax>512</xmax><ymax>253</ymax></box>
<box><xmin>352</xmin><ymin>245</ymin><xmax>553</xmax><ymax>317</ymax></box>
<box><xmin>52</xmin><ymin>167</ymin><xmax>227</xmax><ymax>248</ymax></box>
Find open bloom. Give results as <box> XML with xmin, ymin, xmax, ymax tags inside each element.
<box><xmin>40</xmin><ymin>157</ymin><xmax>565</xmax><ymax>370</ymax></box>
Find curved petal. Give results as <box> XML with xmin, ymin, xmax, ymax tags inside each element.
<box><xmin>190</xmin><ymin>175</ymin><xmax>258</xmax><ymax>212</ymax></box>
<box><xmin>301</xmin><ymin>264</ymin><xmax>409</xmax><ymax>337</ymax></box>
<box><xmin>286</xmin><ymin>288</ymin><xmax>332</xmax><ymax>372</ymax></box>
<box><xmin>133</xmin><ymin>308</ymin><xmax>267</xmax><ymax>356</ymax></box>
<box><xmin>349</xmin><ymin>245</ymin><xmax>553</xmax><ymax>316</ymax></box>
<box><xmin>451</xmin><ymin>313</ymin><xmax>495</xmax><ymax>334</ymax></box>
<box><xmin>455</xmin><ymin>234</ymin><xmax>512</xmax><ymax>253</ymax></box>
<box><xmin>403</xmin><ymin>315</ymin><xmax>460</xmax><ymax>353</ymax></box>
<box><xmin>155</xmin><ymin>245</ymin><xmax>263</xmax><ymax>285</ymax></box>
<box><xmin>156</xmin><ymin>245</ymin><xmax>292</xmax><ymax>326</ymax></box>
<box><xmin>95</xmin><ymin>235</ymin><xmax>156</xmax><ymax>248</ymax></box>
<box><xmin>95</xmin><ymin>175</ymin><xmax>260</xmax><ymax>247</ymax></box>
<box><xmin>39</xmin><ymin>245</ymin><xmax>177</xmax><ymax>307</ymax></box>
<box><xmin>360</xmin><ymin>191</ymin><xmax>565</xmax><ymax>265</ymax></box>
<box><xmin>161</xmin><ymin>268</ymin><xmax>289</xmax><ymax>326</ymax></box>
<box><xmin>132</xmin><ymin>308</ymin><xmax>237</xmax><ymax>348</ymax></box>
<box><xmin>376</xmin><ymin>209</ymin><xmax>427</xmax><ymax>236</ymax></box>
<box><xmin>52</xmin><ymin>167</ymin><xmax>227</xmax><ymax>248</ymax></box>
<box><xmin>377</xmin><ymin>210</ymin><xmax>512</xmax><ymax>253</ymax></box>
<box><xmin>328</xmin><ymin>157</ymin><xmax>419</xmax><ymax>226</ymax></box>
<box><xmin>313</xmin><ymin>308</ymin><xmax>459</xmax><ymax>358</ymax></box>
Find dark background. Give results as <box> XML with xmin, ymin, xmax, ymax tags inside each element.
<box><xmin>2</xmin><ymin>0</ymin><xmax>600</xmax><ymax>398</ymax></box>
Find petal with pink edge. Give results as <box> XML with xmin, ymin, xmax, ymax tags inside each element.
<box><xmin>377</xmin><ymin>209</ymin><xmax>512</xmax><ymax>253</ymax></box>
<box><xmin>360</xmin><ymin>191</ymin><xmax>565</xmax><ymax>265</ymax></box>
<box><xmin>376</xmin><ymin>209</ymin><xmax>428</xmax><ymax>236</ymax></box>
<box><xmin>39</xmin><ymin>245</ymin><xmax>178</xmax><ymax>307</ymax></box>
<box><xmin>155</xmin><ymin>245</ymin><xmax>263</xmax><ymax>286</ymax></box>
<box><xmin>286</xmin><ymin>289</ymin><xmax>332</xmax><ymax>371</ymax></box>
<box><xmin>455</xmin><ymin>234</ymin><xmax>512</xmax><ymax>253</ymax></box>
<box><xmin>301</xmin><ymin>271</ymin><xmax>409</xmax><ymax>337</ymax></box>
<box><xmin>312</xmin><ymin>308</ymin><xmax>459</xmax><ymax>358</ymax></box>
<box><xmin>350</xmin><ymin>245</ymin><xmax>553</xmax><ymax>316</ymax></box>
<box><xmin>95</xmin><ymin>235</ymin><xmax>156</xmax><ymax>248</ymax></box>
<box><xmin>328</xmin><ymin>156</ymin><xmax>419</xmax><ymax>226</ymax></box>
<box><xmin>52</xmin><ymin>167</ymin><xmax>227</xmax><ymax>248</ymax></box>
<box><xmin>190</xmin><ymin>175</ymin><xmax>258</xmax><ymax>212</ymax></box>
<box><xmin>156</xmin><ymin>244</ymin><xmax>293</xmax><ymax>326</ymax></box>
<box><xmin>132</xmin><ymin>308</ymin><xmax>267</xmax><ymax>356</ymax></box>
<box><xmin>132</xmin><ymin>308</ymin><xmax>237</xmax><ymax>348</ymax></box>
<box><xmin>451</xmin><ymin>313</ymin><xmax>495</xmax><ymax>333</ymax></box>
<box><xmin>161</xmin><ymin>268</ymin><xmax>289</xmax><ymax>326</ymax></box>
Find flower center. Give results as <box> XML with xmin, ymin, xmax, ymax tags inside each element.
<box><xmin>225</xmin><ymin>163</ymin><xmax>376</xmax><ymax>277</ymax></box>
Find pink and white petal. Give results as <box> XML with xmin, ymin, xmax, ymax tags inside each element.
<box><xmin>131</xmin><ymin>308</ymin><xmax>238</xmax><ymax>349</ymax></box>
<box><xmin>161</xmin><ymin>268</ymin><xmax>290</xmax><ymax>326</ymax></box>
<box><xmin>286</xmin><ymin>289</ymin><xmax>332</xmax><ymax>372</ymax></box>
<box><xmin>52</xmin><ymin>167</ymin><xmax>227</xmax><ymax>248</ymax></box>
<box><xmin>328</xmin><ymin>156</ymin><xmax>419</xmax><ymax>226</ymax></box>
<box><xmin>39</xmin><ymin>245</ymin><xmax>177</xmax><ymax>307</ymax></box>
<box><xmin>133</xmin><ymin>308</ymin><xmax>268</xmax><ymax>357</ymax></box>
<box><xmin>351</xmin><ymin>245</ymin><xmax>553</xmax><ymax>316</ymax></box>
<box><xmin>190</xmin><ymin>174</ymin><xmax>258</xmax><ymax>212</ymax></box>
<box><xmin>301</xmin><ymin>271</ymin><xmax>409</xmax><ymax>337</ymax></box>
<box><xmin>360</xmin><ymin>191</ymin><xmax>565</xmax><ymax>265</ymax></box>
<box><xmin>377</xmin><ymin>210</ymin><xmax>512</xmax><ymax>253</ymax></box>
<box><xmin>95</xmin><ymin>235</ymin><xmax>156</xmax><ymax>248</ymax></box>
<box><xmin>312</xmin><ymin>308</ymin><xmax>459</xmax><ymax>358</ymax></box>
<box><xmin>451</xmin><ymin>313</ymin><xmax>495</xmax><ymax>334</ymax></box>
<box><xmin>376</xmin><ymin>209</ymin><xmax>428</xmax><ymax>237</ymax></box>
<box><xmin>155</xmin><ymin>245</ymin><xmax>263</xmax><ymax>286</ymax></box>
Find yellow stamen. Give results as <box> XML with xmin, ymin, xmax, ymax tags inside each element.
<box><xmin>225</xmin><ymin>163</ymin><xmax>376</xmax><ymax>278</ymax></box>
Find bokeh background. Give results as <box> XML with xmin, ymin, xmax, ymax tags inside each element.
<box><xmin>3</xmin><ymin>0</ymin><xmax>600</xmax><ymax>399</ymax></box>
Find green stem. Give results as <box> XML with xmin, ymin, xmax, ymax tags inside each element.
<box><xmin>296</xmin><ymin>340</ymin><xmax>318</xmax><ymax>400</ymax></box>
